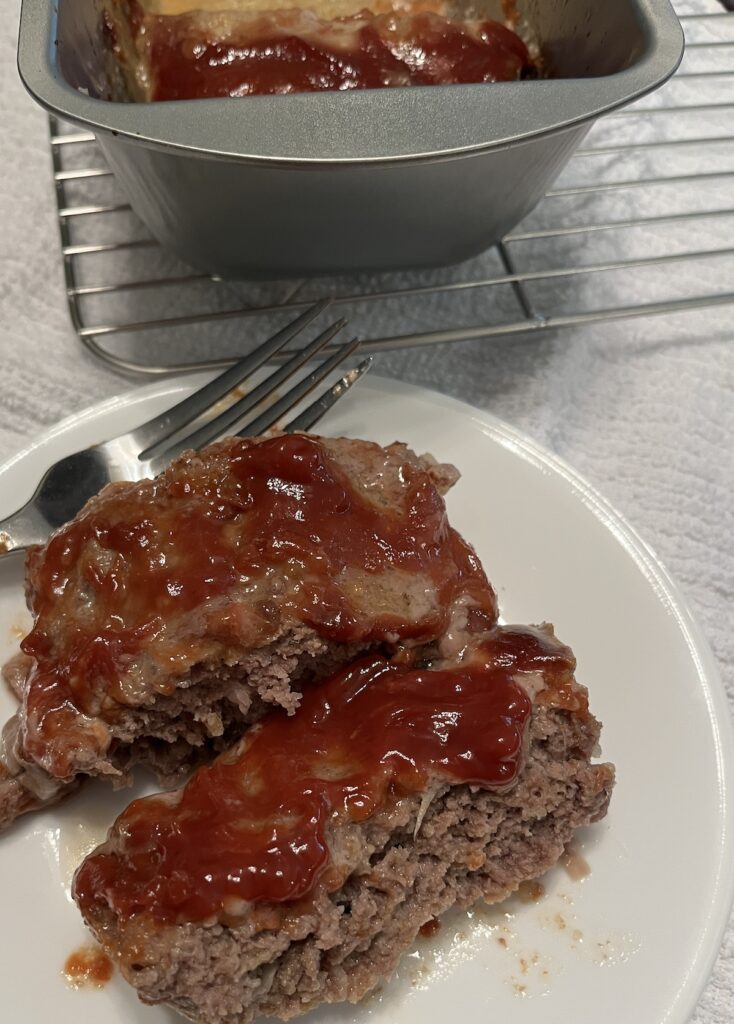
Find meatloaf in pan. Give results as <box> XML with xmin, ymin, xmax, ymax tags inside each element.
<box><xmin>101</xmin><ymin>0</ymin><xmax>539</xmax><ymax>99</ymax></box>
<box><xmin>74</xmin><ymin>622</ymin><xmax>613</xmax><ymax>1023</ymax></box>
<box><xmin>1</xmin><ymin>433</ymin><xmax>497</xmax><ymax>828</ymax></box>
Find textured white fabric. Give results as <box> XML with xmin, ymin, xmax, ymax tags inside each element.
<box><xmin>0</xmin><ymin>0</ymin><xmax>732</xmax><ymax>1018</ymax></box>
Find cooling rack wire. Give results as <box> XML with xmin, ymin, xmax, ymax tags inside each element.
<box><xmin>49</xmin><ymin>0</ymin><xmax>734</xmax><ymax>376</ymax></box>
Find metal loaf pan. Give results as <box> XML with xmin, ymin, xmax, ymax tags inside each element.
<box><xmin>18</xmin><ymin>0</ymin><xmax>684</xmax><ymax>278</ymax></box>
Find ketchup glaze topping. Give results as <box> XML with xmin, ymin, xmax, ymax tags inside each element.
<box><xmin>73</xmin><ymin>625</ymin><xmax>577</xmax><ymax>926</ymax></box>
<box><xmin>145</xmin><ymin>10</ymin><xmax>535</xmax><ymax>99</ymax></box>
<box><xmin>19</xmin><ymin>435</ymin><xmax>496</xmax><ymax>778</ymax></box>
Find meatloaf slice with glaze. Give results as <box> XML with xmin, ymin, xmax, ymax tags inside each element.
<box><xmin>1</xmin><ymin>433</ymin><xmax>497</xmax><ymax>829</ymax></box>
<box><xmin>74</xmin><ymin>624</ymin><xmax>614</xmax><ymax>1024</ymax></box>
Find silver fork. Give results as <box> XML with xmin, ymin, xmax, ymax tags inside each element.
<box><xmin>0</xmin><ymin>301</ymin><xmax>371</xmax><ymax>556</ymax></box>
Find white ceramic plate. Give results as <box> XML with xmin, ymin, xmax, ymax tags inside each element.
<box><xmin>1</xmin><ymin>375</ymin><xmax>732</xmax><ymax>1024</ymax></box>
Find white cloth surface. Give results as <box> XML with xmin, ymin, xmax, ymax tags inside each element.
<box><xmin>0</xmin><ymin>0</ymin><xmax>733</xmax><ymax>1019</ymax></box>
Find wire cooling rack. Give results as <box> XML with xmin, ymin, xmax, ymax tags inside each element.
<box><xmin>50</xmin><ymin>2</ymin><xmax>734</xmax><ymax>376</ymax></box>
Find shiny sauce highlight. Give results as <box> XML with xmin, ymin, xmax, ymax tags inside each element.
<box><xmin>72</xmin><ymin>625</ymin><xmax>576</xmax><ymax>926</ymax></box>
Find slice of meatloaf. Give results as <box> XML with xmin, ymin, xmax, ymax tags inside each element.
<box><xmin>74</xmin><ymin>624</ymin><xmax>614</xmax><ymax>1024</ymax></box>
<box><xmin>1</xmin><ymin>433</ymin><xmax>497</xmax><ymax>830</ymax></box>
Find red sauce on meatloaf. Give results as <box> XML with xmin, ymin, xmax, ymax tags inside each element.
<box><xmin>147</xmin><ymin>12</ymin><xmax>534</xmax><ymax>98</ymax></box>
<box><xmin>20</xmin><ymin>434</ymin><xmax>496</xmax><ymax>778</ymax></box>
<box><xmin>73</xmin><ymin>624</ymin><xmax>577</xmax><ymax>924</ymax></box>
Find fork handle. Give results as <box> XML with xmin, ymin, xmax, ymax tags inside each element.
<box><xmin>0</xmin><ymin>501</ymin><xmax>51</xmax><ymax>557</ymax></box>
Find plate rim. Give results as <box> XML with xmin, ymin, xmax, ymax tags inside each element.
<box><xmin>1</xmin><ymin>371</ymin><xmax>732</xmax><ymax>1023</ymax></box>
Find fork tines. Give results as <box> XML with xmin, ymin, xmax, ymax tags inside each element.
<box><xmin>141</xmin><ymin>303</ymin><xmax>365</xmax><ymax>465</ymax></box>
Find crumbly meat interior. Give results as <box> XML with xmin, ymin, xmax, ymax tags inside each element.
<box><xmin>0</xmin><ymin>626</ymin><xmax>368</xmax><ymax>829</ymax></box>
<box><xmin>1</xmin><ymin>434</ymin><xmax>494</xmax><ymax>830</ymax></box>
<box><xmin>78</xmin><ymin>704</ymin><xmax>613</xmax><ymax>1024</ymax></box>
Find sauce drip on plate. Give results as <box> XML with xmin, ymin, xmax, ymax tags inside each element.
<box><xmin>63</xmin><ymin>946</ymin><xmax>113</xmax><ymax>988</ymax></box>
